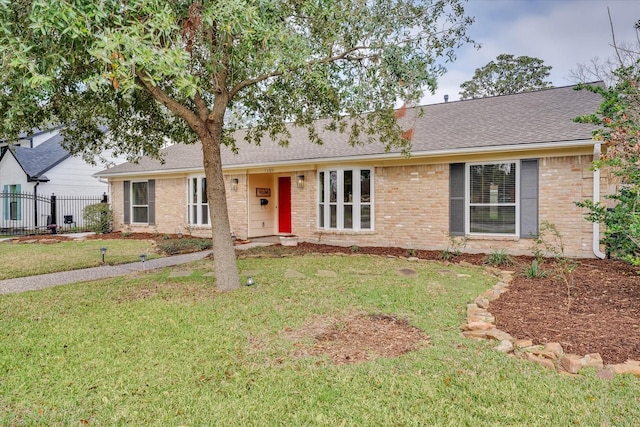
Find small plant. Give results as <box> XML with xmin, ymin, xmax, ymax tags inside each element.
<box><xmin>350</xmin><ymin>245</ymin><xmax>360</xmax><ymax>253</ymax></box>
<box><xmin>529</xmin><ymin>221</ymin><xmax>577</xmax><ymax>309</ymax></box>
<box><xmin>483</xmin><ymin>249</ymin><xmax>515</xmax><ymax>266</ymax></box>
<box><xmin>524</xmin><ymin>259</ymin><xmax>548</xmax><ymax>278</ymax></box>
<box><xmin>439</xmin><ymin>234</ymin><xmax>467</xmax><ymax>261</ymax></box>
<box><xmin>438</xmin><ymin>248</ymin><xmax>456</xmax><ymax>261</ymax></box>
<box><xmin>122</xmin><ymin>231</ymin><xmax>131</xmax><ymax>238</ymax></box>
<box><xmin>406</xmin><ymin>248</ymin><xmax>417</xmax><ymax>257</ymax></box>
<box><xmin>183</xmin><ymin>223</ymin><xmax>194</xmax><ymax>237</ymax></box>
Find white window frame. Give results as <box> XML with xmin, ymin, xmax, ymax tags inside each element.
<box><xmin>317</xmin><ymin>167</ymin><xmax>374</xmax><ymax>231</ymax></box>
<box><xmin>131</xmin><ymin>181</ymin><xmax>149</xmax><ymax>224</ymax></box>
<box><xmin>465</xmin><ymin>161</ymin><xmax>520</xmax><ymax>237</ymax></box>
<box><xmin>187</xmin><ymin>175</ymin><xmax>209</xmax><ymax>226</ymax></box>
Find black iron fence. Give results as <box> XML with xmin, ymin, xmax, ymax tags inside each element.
<box><xmin>0</xmin><ymin>192</ymin><xmax>107</xmax><ymax>236</ymax></box>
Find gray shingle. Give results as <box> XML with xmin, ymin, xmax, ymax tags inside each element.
<box><xmin>97</xmin><ymin>83</ymin><xmax>604</xmax><ymax>176</ymax></box>
<box><xmin>14</xmin><ymin>134</ymin><xmax>70</xmax><ymax>179</ymax></box>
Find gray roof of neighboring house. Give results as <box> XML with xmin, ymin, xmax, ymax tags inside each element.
<box><xmin>97</xmin><ymin>83</ymin><xmax>604</xmax><ymax>177</ymax></box>
<box><xmin>12</xmin><ymin>133</ymin><xmax>70</xmax><ymax>180</ymax></box>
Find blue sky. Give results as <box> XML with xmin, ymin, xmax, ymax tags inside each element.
<box><xmin>420</xmin><ymin>0</ymin><xmax>640</xmax><ymax>104</ymax></box>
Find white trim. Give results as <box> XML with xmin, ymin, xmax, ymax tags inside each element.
<box><xmin>592</xmin><ymin>144</ymin><xmax>606</xmax><ymax>259</ymax></box>
<box><xmin>465</xmin><ymin>160</ymin><xmax>520</xmax><ymax>237</ymax></box>
<box><xmin>317</xmin><ymin>167</ymin><xmax>374</xmax><ymax>232</ymax></box>
<box><xmin>187</xmin><ymin>175</ymin><xmax>210</xmax><ymax>226</ymax></box>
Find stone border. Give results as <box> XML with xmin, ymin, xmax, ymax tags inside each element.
<box><xmin>461</xmin><ymin>266</ymin><xmax>640</xmax><ymax>378</ymax></box>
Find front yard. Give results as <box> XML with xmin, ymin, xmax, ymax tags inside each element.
<box><xmin>1</xmin><ymin>253</ymin><xmax>639</xmax><ymax>426</ymax></box>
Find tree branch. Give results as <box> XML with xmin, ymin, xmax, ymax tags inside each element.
<box><xmin>193</xmin><ymin>90</ymin><xmax>209</xmax><ymax>122</ymax></box>
<box><xmin>228</xmin><ymin>45</ymin><xmax>370</xmax><ymax>99</ymax></box>
<box><xmin>135</xmin><ymin>70</ymin><xmax>201</xmax><ymax>128</ymax></box>
<box><xmin>608</xmin><ymin>7</ymin><xmax>624</xmax><ymax>67</ymax></box>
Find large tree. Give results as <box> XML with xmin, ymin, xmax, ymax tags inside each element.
<box><xmin>459</xmin><ymin>54</ymin><xmax>553</xmax><ymax>100</ymax></box>
<box><xmin>0</xmin><ymin>0</ymin><xmax>475</xmax><ymax>290</ymax></box>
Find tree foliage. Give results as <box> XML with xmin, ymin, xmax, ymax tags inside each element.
<box><xmin>459</xmin><ymin>54</ymin><xmax>553</xmax><ymax>100</ymax></box>
<box><xmin>575</xmin><ymin>64</ymin><xmax>640</xmax><ymax>264</ymax></box>
<box><xmin>0</xmin><ymin>0</ymin><xmax>475</xmax><ymax>289</ymax></box>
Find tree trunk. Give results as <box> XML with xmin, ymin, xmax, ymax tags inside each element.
<box><xmin>200</xmin><ymin>123</ymin><xmax>241</xmax><ymax>291</ymax></box>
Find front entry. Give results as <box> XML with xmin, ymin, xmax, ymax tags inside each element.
<box><xmin>278</xmin><ymin>177</ymin><xmax>292</xmax><ymax>233</ymax></box>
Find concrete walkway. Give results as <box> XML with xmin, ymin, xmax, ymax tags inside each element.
<box><xmin>0</xmin><ymin>238</ymin><xmax>278</xmax><ymax>295</ymax></box>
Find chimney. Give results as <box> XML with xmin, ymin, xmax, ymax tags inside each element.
<box><xmin>444</xmin><ymin>94</ymin><xmax>449</xmax><ymax>103</ymax></box>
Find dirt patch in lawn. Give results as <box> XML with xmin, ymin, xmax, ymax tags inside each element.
<box><xmin>285</xmin><ymin>313</ymin><xmax>431</xmax><ymax>364</ymax></box>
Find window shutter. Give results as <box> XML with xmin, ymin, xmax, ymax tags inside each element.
<box><xmin>123</xmin><ymin>181</ymin><xmax>130</xmax><ymax>224</ymax></box>
<box><xmin>148</xmin><ymin>179</ymin><xmax>155</xmax><ymax>225</ymax></box>
<box><xmin>3</xmin><ymin>185</ymin><xmax>7</xmax><ymax>220</ymax></box>
<box><xmin>449</xmin><ymin>163</ymin><xmax>465</xmax><ymax>236</ymax></box>
<box><xmin>520</xmin><ymin>159</ymin><xmax>538</xmax><ymax>238</ymax></box>
<box><xmin>15</xmin><ymin>184</ymin><xmax>21</xmax><ymax>220</ymax></box>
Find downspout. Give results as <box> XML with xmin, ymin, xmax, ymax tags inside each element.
<box><xmin>592</xmin><ymin>143</ymin><xmax>606</xmax><ymax>259</ymax></box>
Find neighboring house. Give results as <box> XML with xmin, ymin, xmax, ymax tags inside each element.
<box><xmin>0</xmin><ymin>128</ymin><xmax>123</xmax><ymax>230</ymax></box>
<box><xmin>96</xmin><ymin>83</ymin><xmax>609</xmax><ymax>258</ymax></box>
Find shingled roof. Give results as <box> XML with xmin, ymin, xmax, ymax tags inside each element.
<box><xmin>97</xmin><ymin>83</ymin><xmax>604</xmax><ymax>177</ymax></box>
<box><xmin>9</xmin><ymin>133</ymin><xmax>70</xmax><ymax>181</ymax></box>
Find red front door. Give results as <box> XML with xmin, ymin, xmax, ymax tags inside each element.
<box><xmin>278</xmin><ymin>177</ymin><xmax>292</xmax><ymax>233</ymax></box>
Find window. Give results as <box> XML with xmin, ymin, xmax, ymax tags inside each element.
<box><xmin>450</xmin><ymin>160</ymin><xmax>538</xmax><ymax>238</ymax></box>
<box><xmin>468</xmin><ymin>162</ymin><xmax>518</xmax><ymax>235</ymax></box>
<box><xmin>132</xmin><ymin>181</ymin><xmax>149</xmax><ymax>223</ymax></box>
<box><xmin>467</xmin><ymin>162</ymin><xmax>518</xmax><ymax>235</ymax></box>
<box><xmin>188</xmin><ymin>176</ymin><xmax>209</xmax><ymax>226</ymax></box>
<box><xmin>123</xmin><ymin>180</ymin><xmax>155</xmax><ymax>225</ymax></box>
<box><xmin>3</xmin><ymin>184</ymin><xmax>21</xmax><ymax>221</ymax></box>
<box><xmin>318</xmin><ymin>168</ymin><xmax>373</xmax><ymax>230</ymax></box>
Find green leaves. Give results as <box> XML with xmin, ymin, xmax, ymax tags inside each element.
<box><xmin>459</xmin><ymin>54</ymin><xmax>553</xmax><ymax>99</ymax></box>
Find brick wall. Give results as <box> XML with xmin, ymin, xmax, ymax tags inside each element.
<box><xmin>296</xmin><ymin>155</ymin><xmax>603</xmax><ymax>258</ymax></box>
<box><xmin>109</xmin><ymin>154</ymin><xmax>605</xmax><ymax>258</ymax></box>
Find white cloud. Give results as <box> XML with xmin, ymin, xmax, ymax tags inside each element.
<box><xmin>421</xmin><ymin>0</ymin><xmax>640</xmax><ymax>105</ymax></box>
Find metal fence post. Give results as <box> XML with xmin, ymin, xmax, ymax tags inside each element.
<box><xmin>50</xmin><ymin>194</ymin><xmax>57</xmax><ymax>226</ymax></box>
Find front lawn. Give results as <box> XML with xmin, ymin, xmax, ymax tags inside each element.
<box><xmin>0</xmin><ymin>239</ymin><xmax>160</xmax><ymax>279</ymax></box>
<box><xmin>1</xmin><ymin>255</ymin><xmax>638</xmax><ymax>425</ymax></box>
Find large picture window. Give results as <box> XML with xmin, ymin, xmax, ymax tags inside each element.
<box><xmin>318</xmin><ymin>168</ymin><xmax>373</xmax><ymax>231</ymax></box>
<box><xmin>188</xmin><ymin>176</ymin><xmax>209</xmax><ymax>226</ymax></box>
<box><xmin>467</xmin><ymin>162</ymin><xmax>518</xmax><ymax>235</ymax></box>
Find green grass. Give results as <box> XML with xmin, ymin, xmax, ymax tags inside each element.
<box><xmin>0</xmin><ymin>240</ymin><xmax>160</xmax><ymax>279</ymax></box>
<box><xmin>1</xmin><ymin>255</ymin><xmax>639</xmax><ymax>426</ymax></box>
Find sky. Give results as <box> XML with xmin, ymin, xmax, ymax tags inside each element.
<box><xmin>420</xmin><ymin>0</ymin><xmax>640</xmax><ymax>105</ymax></box>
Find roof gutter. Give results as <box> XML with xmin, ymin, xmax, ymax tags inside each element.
<box><xmin>592</xmin><ymin>143</ymin><xmax>606</xmax><ymax>259</ymax></box>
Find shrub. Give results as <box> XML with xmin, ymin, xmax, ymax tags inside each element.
<box><xmin>83</xmin><ymin>203</ymin><xmax>113</xmax><ymax>234</ymax></box>
<box><xmin>156</xmin><ymin>238</ymin><xmax>212</xmax><ymax>255</ymax></box>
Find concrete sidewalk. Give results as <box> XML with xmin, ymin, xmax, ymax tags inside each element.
<box><xmin>0</xmin><ymin>250</ymin><xmax>212</xmax><ymax>295</ymax></box>
<box><xmin>0</xmin><ymin>238</ymin><xmax>278</xmax><ymax>295</ymax></box>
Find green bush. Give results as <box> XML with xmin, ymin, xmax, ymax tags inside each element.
<box><xmin>83</xmin><ymin>203</ymin><xmax>113</xmax><ymax>233</ymax></box>
<box><xmin>156</xmin><ymin>238</ymin><xmax>212</xmax><ymax>255</ymax></box>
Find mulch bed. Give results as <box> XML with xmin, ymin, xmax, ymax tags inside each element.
<box><xmin>9</xmin><ymin>232</ymin><xmax>640</xmax><ymax>365</ymax></box>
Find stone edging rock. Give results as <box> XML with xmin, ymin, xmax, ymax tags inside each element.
<box><xmin>461</xmin><ymin>266</ymin><xmax>640</xmax><ymax>378</ymax></box>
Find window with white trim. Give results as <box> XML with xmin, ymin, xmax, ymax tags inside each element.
<box><xmin>318</xmin><ymin>168</ymin><xmax>372</xmax><ymax>230</ymax></box>
<box><xmin>467</xmin><ymin>161</ymin><xmax>518</xmax><ymax>235</ymax></box>
<box><xmin>131</xmin><ymin>181</ymin><xmax>149</xmax><ymax>223</ymax></box>
<box><xmin>188</xmin><ymin>176</ymin><xmax>209</xmax><ymax>226</ymax></box>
